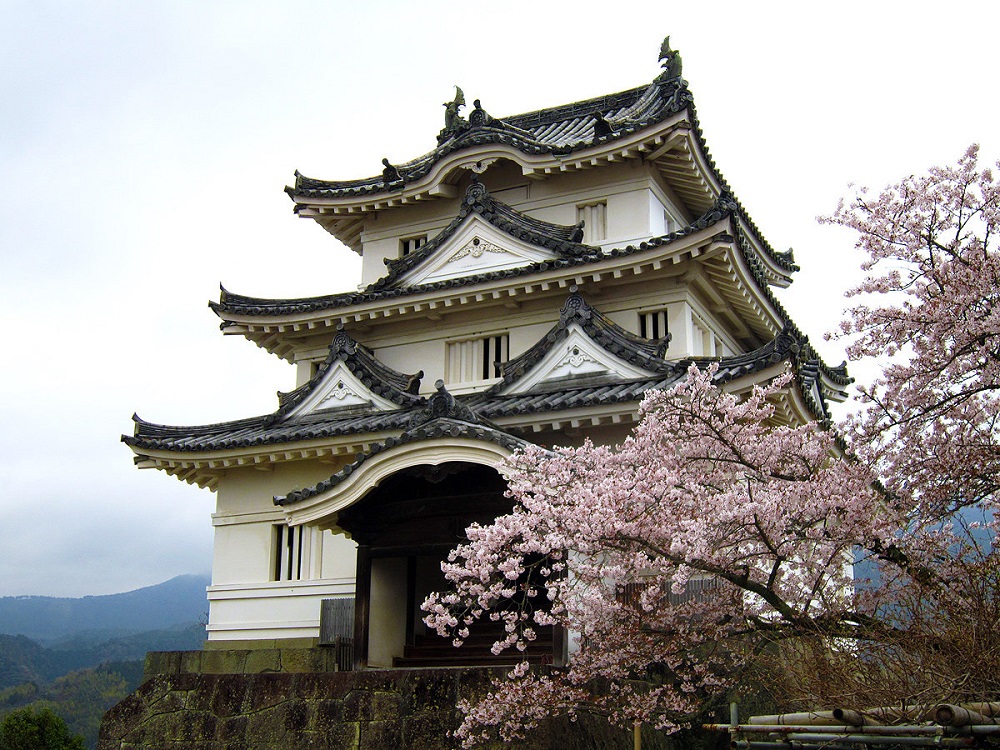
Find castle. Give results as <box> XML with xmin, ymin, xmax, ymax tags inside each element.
<box><xmin>124</xmin><ymin>38</ymin><xmax>848</xmax><ymax>670</ymax></box>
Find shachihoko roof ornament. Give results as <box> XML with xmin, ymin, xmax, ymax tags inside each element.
<box><xmin>657</xmin><ymin>35</ymin><xmax>683</xmax><ymax>82</ymax></box>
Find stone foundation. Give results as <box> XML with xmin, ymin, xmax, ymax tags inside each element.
<box><xmin>98</xmin><ymin>650</ymin><xmax>721</xmax><ymax>749</ymax></box>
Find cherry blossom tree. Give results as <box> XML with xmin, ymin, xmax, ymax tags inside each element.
<box><xmin>824</xmin><ymin>145</ymin><xmax>1000</xmax><ymax>520</ymax></box>
<box><xmin>424</xmin><ymin>366</ymin><xmax>889</xmax><ymax>746</ymax></box>
<box><xmin>425</xmin><ymin>148</ymin><xmax>1000</xmax><ymax>746</ymax></box>
<box><xmin>783</xmin><ymin>145</ymin><xmax>1000</xmax><ymax>712</ymax></box>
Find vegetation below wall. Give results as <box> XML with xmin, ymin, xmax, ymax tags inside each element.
<box><xmin>0</xmin><ymin>624</ymin><xmax>205</xmax><ymax>749</ymax></box>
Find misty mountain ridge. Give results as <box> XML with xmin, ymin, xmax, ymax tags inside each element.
<box><xmin>0</xmin><ymin>574</ymin><xmax>210</xmax><ymax>643</ymax></box>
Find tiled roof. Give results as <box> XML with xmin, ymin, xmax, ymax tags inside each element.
<box><xmin>491</xmin><ymin>292</ymin><xmax>676</xmax><ymax>391</ymax></box>
<box><xmin>123</xmin><ymin>325</ymin><xmax>844</xmax><ymax>456</ymax></box>
<box><xmin>268</xmin><ymin>326</ymin><xmax>424</xmax><ymax>424</ymax></box>
<box><xmin>286</xmin><ymin>78</ymin><xmax>693</xmax><ymax>201</ymax></box>
<box><xmin>210</xmin><ymin>192</ymin><xmax>742</xmax><ymax>319</ymax></box>
<box><xmin>275</xmin><ymin>381</ymin><xmax>528</xmax><ymax>506</ymax></box>
<box><xmin>370</xmin><ymin>180</ymin><xmax>598</xmax><ymax>290</ymax></box>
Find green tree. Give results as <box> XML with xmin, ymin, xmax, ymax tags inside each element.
<box><xmin>41</xmin><ymin>669</ymin><xmax>129</xmax><ymax>748</ymax></box>
<box><xmin>0</xmin><ymin>706</ymin><xmax>85</xmax><ymax>750</ymax></box>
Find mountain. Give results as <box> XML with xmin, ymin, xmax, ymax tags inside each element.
<box><xmin>0</xmin><ymin>623</ymin><xmax>206</xmax><ymax>691</ymax></box>
<box><xmin>0</xmin><ymin>575</ymin><xmax>210</xmax><ymax>643</ymax></box>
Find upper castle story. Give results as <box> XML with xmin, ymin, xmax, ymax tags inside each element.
<box><xmin>211</xmin><ymin>41</ymin><xmax>803</xmax><ymax>396</ymax></box>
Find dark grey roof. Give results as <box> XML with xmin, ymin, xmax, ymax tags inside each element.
<box><xmin>267</xmin><ymin>326</ymin><xmax>424</xmax><ymax>425</ymax></box>
<box><xmin>370</xmin><ymin>180</ymin><xmax>597</xmax><ymax>291</ymax></box>
<box><xmin>275</xmin><ymin>381</ymin><xmax>528</xmax><ymax>507</ymax></box>
<box><xmin>280</xmin><ymin>44</ymin><xmax>798</xmax><ymax>282</ymax></box>
<box><xmin>490</xmin><ymin>291</ymin><xmax>675</xmax><ymax>392</ymax></box>
<box><xmin>211</xmin><ymin>192</ymin><xmax>743</xmax><ymax>320</ymax></box>
<box><xmin>124</xmin><ymin>322</ymin><xmax>846</xmax><ymax>456</ymax></box>
<box><xmin>286</xmin><ymin>78</ymin><xmax>692</xmax><ymax>201</ymax></box>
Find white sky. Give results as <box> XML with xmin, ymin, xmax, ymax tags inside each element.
<box><xmin>1</xmin><ymin>1</ymin><xmax>997</xmax><ymax>597</ymax></box>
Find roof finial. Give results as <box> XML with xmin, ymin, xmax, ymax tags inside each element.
<box><xmin>469</xmin><ymin>98</ymin><xmax>493</xmax><ymax>128</ymax></box>
<box><xmin>438</xmin><ymin>85</ymin><xmax>469</xmax><ymax>144</ymax></box>
<box><xmin>443</xmin><ymin>86</ymin><xmax>466</xmax><ymax>129</ymax></box>
<box><xmin>657</xmin><ymin>35</ymin><xmax>683</xmax><ymax>80</ymax></box>
<box><xmin>381</xmin><ymin>157</ymin><xmax>402</xmax><ymax>187</ymax></box>
<box><xmin>592</xmin><ymin>111</ymin><xmax>613</xmax><ymax>140</ymax></box>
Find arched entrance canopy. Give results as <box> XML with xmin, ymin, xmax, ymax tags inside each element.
<box><xmin>275</xmin><ymin>428</ymin><xmax>516</xmax><ymax>529</ymax></box>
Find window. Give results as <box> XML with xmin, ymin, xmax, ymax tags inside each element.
<box><xmin>400</xmin><ymin>234</ymin><xmax>427</xmax><ymax>256</ymax></box>
<box><xmin>664</xmin><ymin>209</ymin><xmax>680</xmax><ymax>234</ymax></box>
<box><xmin>692</xmin><ymin>316</ymin><xmax>716</xmax><ymax>357</ymax></box>
<box><xmin>639</xmin><ymin>309</ymin><xmax>668</xmax><ymax>341</ymax></box>
<box><xmin>273</xmin><ymin>524</ymin><xmax>306</xmax><ymax>581</ymax></box>
<box><xmin>447</xmin><ymin>333</ymin><xmax>508</xmax><ymax>383</ymax></box>
<box><xmin>576</xmin><ymin>201</ymin><xmax>607</xmax><ymax>243</ymax></box>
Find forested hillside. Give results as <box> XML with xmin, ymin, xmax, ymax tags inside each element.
<box><xmin>0</xmin><ymin>576</ymin><xmax>210</xmax><ymax>748</ymax></box>
<box><xmin>0</xmin><ymin>624</ymin><xmax>205</xmax><ymax>748</ymax></box>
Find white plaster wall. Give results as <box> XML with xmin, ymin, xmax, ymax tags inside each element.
<box><xmin>206</xmin><ymin>579</ymin><xmax>353</xmax><ymax>641</ymax></box>
<box><xmin>212</xmin><ymin>522</ymin><xmax>276</xmax><ymax>584</ymax></box>
<box><xmin>209</xmin><ymin>459</ymin><xmax>360</xmax><ymax>641</ymax></box>
<box><xmin>368</xmin><ymin>557</ymin><xmax>408</xmax><ymax>667</ymax></box>
<box><xmin>361</xmin><ymin>237</ymin><xmax>397</xmax><ymax>285</ymax></box>
<box><xmin>320</xmin><ymin>533</ymin><xmax>358</xmax><ymax>580</ymax></box>
<box><xmin>363</xmin><ymin>279</ymin><xmax>749</xmax><ymax>391</ymax></box>
<box><xmin>357</xmin><ymin>162</ymin><xmax>671</xmax><ymax>281</ymax></box>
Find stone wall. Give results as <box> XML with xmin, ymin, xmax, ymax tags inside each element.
<box><xmin>98</xmin><ymin>651</ymin><xmax>722</xmax><ymax>749</ymax></box>
<box><xmin>98</xmin><ymin>649</ymin><xmax>727</xmax><ymax>750</ymax></box>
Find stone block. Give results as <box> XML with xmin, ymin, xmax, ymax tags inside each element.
<box><xmin>217</xmin><ymin>714</ymin><xmax>249</xmax><ymax>743</ymax></box>
<box><xmin>402</xmin><ymin>710</ymin><xmax>459</xmax><ymax>749</ymax></box>
<box><xmin>143</xmin><ymin>651</ymin><xmax>168</xmax><ymax>676</ymax></box>
<box><xmin>244</xmin><ymin>648</ymin><xmax>281</xmax><ymax>674</ymax></box>
<box><xmin>360</xmin><ymin>719</ymin><xmax>403</xmax><ymax>750</ymax></box>
<box><xmin>407</xmin><ymin>671</ymin><xmax>457</xmax><ymax>713</ymax></box>
<box><xmin>295</xmin><ymin>672</ymin><xmax>337</xmax><ymax>701</ymax></box>
<box><xmin>312</xmin><ymin>698</ymin><xmax>344</xmax><ymax>732</ymax></box>
<box><xmin>283</xmin><ymin>699</ymin><xmax>309</xmax><ymax>733</ymax></box>
<box><xmin>201</xmin><ymin>648</ymin><xmax>248</xmax><ymax>674</ymax></box>
<box><xmin>245</xmin><ymin>673</ymin><xmax>296</xmax><ymax>713</ymax></box>
<box><xmin>180</xmin><ymin>649</ymin><xmax>204</xmax><ymax>674</ymax></box>
<box><xmin>318</xmin><ymin>721</ymin><xmax>360</xmax><ymax>748</ymax></box>
<box><xmin>279</xmin><ymin>647</ymin><xmax>326</xmax><ymax>673</ymax></box>
<box><xmin>146</xmin><ymin>686</ymin><xmax>187</xmax><ymax>716</ymax></box>
<box><xmin>210</xmin><ymin>674</ymin><xmax>250</xmax><ymax>717</ymax></box>
<box><xmin>165</xmin><ymin>671</ymin><xmax>201</xmax><ymax>692</ymax></box>
<box><xmin>98</xmin><ymin>692</ymin><xmax>149</xmax><ymax>748</ymax></box>
<box><xmin>245</xmin><ymin>705</ymin><xmax>289</xmax><ymax>746</ymax></box>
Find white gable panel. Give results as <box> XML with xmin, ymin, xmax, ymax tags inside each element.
<box><xmin>288</xmin><ymin>360</ymin><xmax>399</xmax><ymax>417</ymax></box>
<box><xmin>400</xmin><ymin>216</ymin><xmax>558</xmax><ymax>287</ymax></box>
<box><xmin>500</xmin><ymin>324</ymin><xmax>659</xmax><ymax>395</ymax></box>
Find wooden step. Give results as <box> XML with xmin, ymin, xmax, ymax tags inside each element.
<box><xmin>393</xmin><ymin>624</ymin><xmax>556</xmax><ymax>668</ymax></box>
<box><xmin>393</xmin><ymin>651</ymin><xmax>555</xmax><ymax>668</ymax></box>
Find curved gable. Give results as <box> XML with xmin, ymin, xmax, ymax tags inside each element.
<box><xmin>399</xmin><ymin>214</ymin><xmax>560</xmax><ymax>287</ymax></box>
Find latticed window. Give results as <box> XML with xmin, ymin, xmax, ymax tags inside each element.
<box><xmin>273</xmin><ymin>524</ymin><xmax>306</xmax><ymax>581</ymax></box>
<box><xmin>639</xmin><ymin>309</ymin><xmax>668</xmax><ymax>340</ymax></box>
<box><xmin>447</xmin><ymin>334</ymin><xmax>508</xmax><ymax>383</ymax></box>
<box><xmin>576</xmin><ymin>201</ymin><xmax>607</xmax><ymax>243</ymax></box>
<box><xmin>400</xmin><ymin>234</ymin><xmax>427</xmax><ymax>256</ymax></box>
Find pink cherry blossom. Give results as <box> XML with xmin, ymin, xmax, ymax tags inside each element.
<box><xmin>423</xmin><ymin>149</ymin><xmax>1000</xmax><ymax>746</ymax></box>
<box><xmin>423</xmin><ymin>365</ymin><xmax>889</xmax><ymax>746</ymax></box>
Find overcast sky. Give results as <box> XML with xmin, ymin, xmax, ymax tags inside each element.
<box><xmin>2</xmin><ymin>2</ymin><xmax>997</xmax><ymax>598</ymax></box>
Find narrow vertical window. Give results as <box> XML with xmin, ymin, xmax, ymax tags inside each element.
<box><xmin>446</xmin><ymin>333</ymin><xmax>509</xmax><ymax>384</ymax></box>
<box><xmin>639</xmin><ymin>310</ymin><xmax>668</xmax><ymax>343</ymax></box>
<box><xmin>273</xmin><ymin>524</ymin><xmax>309</xmax><ymax>581</ymax></box>
<box><xmin>576</xmin><ymin>201</ymin><xmax>607</xmax><ymax>243</ymax></box>
<box><xmin>400</xmin><ymin>235</ymin><xmax>427</xmax><ymax>256</ymax></box>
